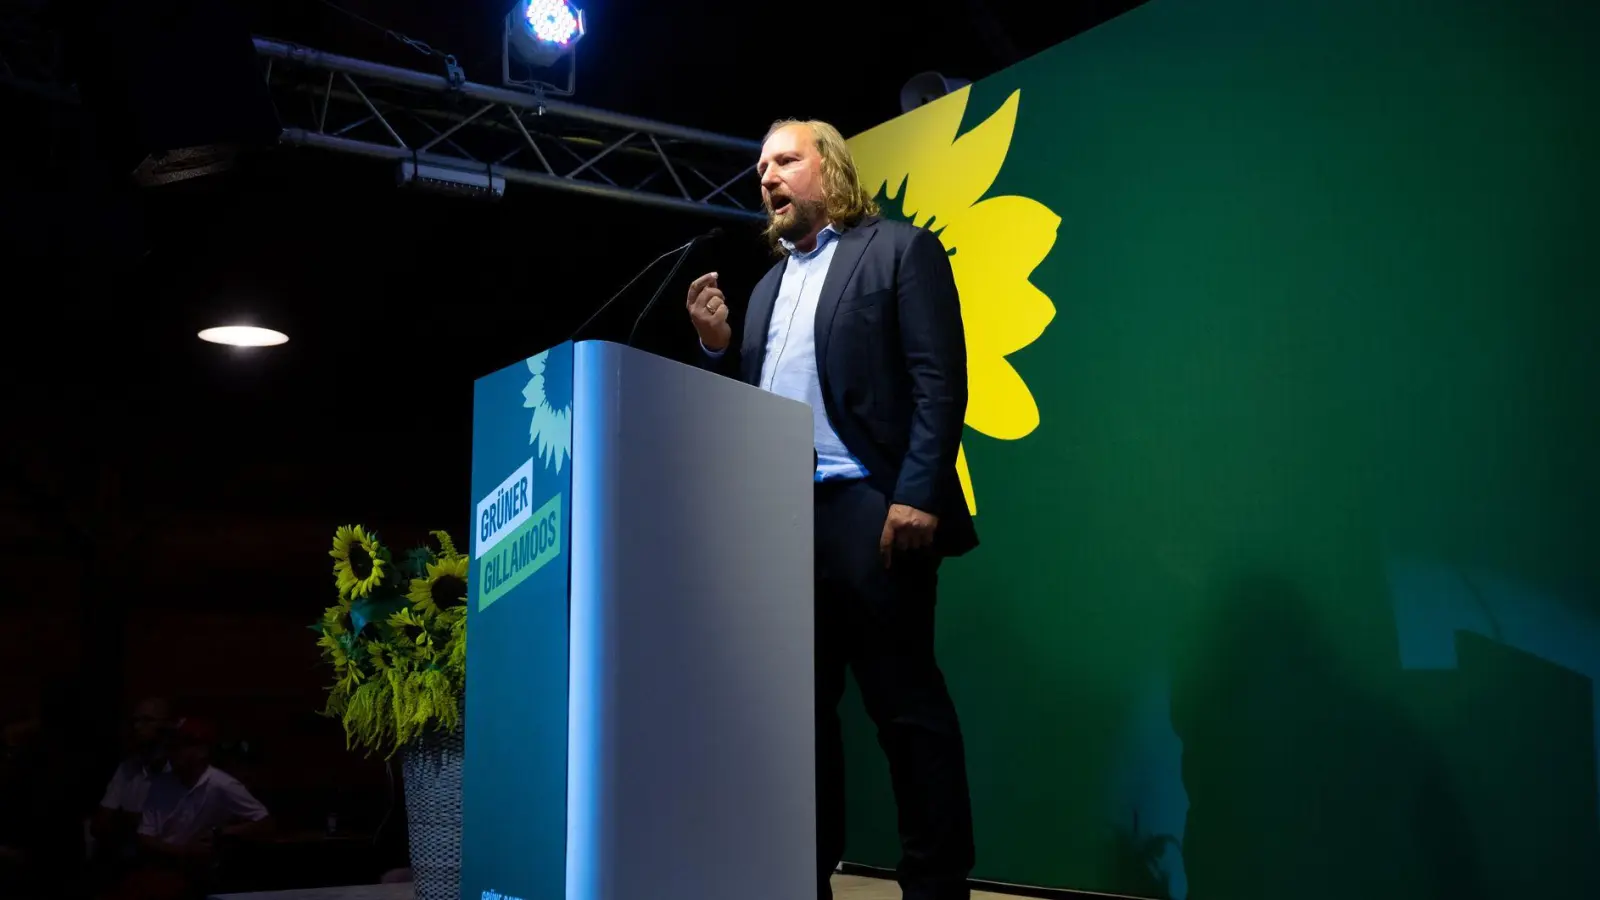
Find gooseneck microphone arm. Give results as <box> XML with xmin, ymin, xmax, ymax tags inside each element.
<box><xmin>567</xmin><ymin>227</ymin><xmax>718</xmax><ymax>344</ymax></box>
<box><xmin>626</xmin><ymin>227</ymin><xmax>722</xmax><ymax>348</ymax></box>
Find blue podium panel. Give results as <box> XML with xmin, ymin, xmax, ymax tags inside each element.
<box><xmin>464</xmin><ymin>341</ymin><xmax>575</xmax><ymax>900</ymax></box>
<box><xmin>464</xmin><ymin>340</ymin><xmax>814</xmax><ymax>900</ymax></box>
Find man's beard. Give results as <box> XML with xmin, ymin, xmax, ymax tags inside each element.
<box><xmin>766</xmin><ymin>195</ymin><xmax>826</xmax><ymax>244</ymax></box>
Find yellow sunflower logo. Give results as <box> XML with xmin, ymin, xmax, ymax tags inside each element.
<box><xmin>849</xmin><ymin>87</ymin><xmax>1059</xmax><ymax>515</ymax></box>
<box><xmin>330</xmin><ymin>524</ymin><xmax>388</xmax><ymax>600</ymax></box>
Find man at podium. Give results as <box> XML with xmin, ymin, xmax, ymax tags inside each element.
<box><xmin>686</xmin><ymin>118</ymin><xmax>977</xmax><ymax>900</ymax></box>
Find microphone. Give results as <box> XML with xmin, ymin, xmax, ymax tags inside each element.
<box><xmin>626</xmin><ymin>227</ymin><xmax>723</xmax><ymax>348</ymax></box>
<box><xmin>568</xmin><ymin>227</ymin><xmax>722</xmax><ymax>345</ymax></box>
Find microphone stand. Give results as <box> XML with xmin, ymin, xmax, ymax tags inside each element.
<box><xmin>625</xmin><ymin>237</ymin><xmax>704</xmax><ymax>348</ymax></box>
<box><xmin>566</xmin><ymin>233</ymin><xmax>702</xmax><ymax>344</ymax></box>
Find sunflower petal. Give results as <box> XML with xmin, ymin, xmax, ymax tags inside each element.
<box><xmin>911</xmin><ymin>89</ymin><xmax>1021</xmax><ymax>230</ymax></box>
<box><xmin>851</xmin><ymin>89</ymin><xmax>1023</xmax><ymax>234</ymax></box>
<box><xmin>966</xmin><ymin>355</ymin><xmax>1040</xmax><ymax>441</ymax></box>
<box><xmin>956</xmin><ymin>442</ymin><xmax>977</xmax><ymax>516</ymax></box>
<box><xmin>943</xmin><ymin>195</ymin><xmax>1059</xmax><ymax>357</ymax></box>
<box><xmin>850</xmin><ymin>89</ymin><xmax>969</xmax><ymax>224</ymax></box>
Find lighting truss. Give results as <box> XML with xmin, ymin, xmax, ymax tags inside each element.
<box><xmin>0</xmin><ymin>3</ymin><xmax>766</xmax><ymax>222</ymax></box>
<box><xmin>258</xmin><ymin>38</ymin><xmax>764</xmax><ymax>222</ymax></box>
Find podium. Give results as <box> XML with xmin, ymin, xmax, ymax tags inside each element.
<box><xmin>462</xmin><ymin>340</ymin><xmax>816</xmax><ymax>900</ymax></box>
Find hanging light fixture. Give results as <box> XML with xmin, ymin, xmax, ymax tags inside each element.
<box><xmin>197</xmin><ymin>325</ymin><xmax>289</xmax><ymax>347</ymax></box>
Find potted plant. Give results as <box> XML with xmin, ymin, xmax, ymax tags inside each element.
<box><xmin>312</xmin><ymin>524</ymin><xmax>468</xmax><ymax>900</ymax></box>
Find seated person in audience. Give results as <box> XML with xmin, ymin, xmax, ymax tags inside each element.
<box><xmin>92</xmin><ymin>697</ymin><xmax>174</xmax><ymax>865</ymax></box>
<box><xmin>108</xmin><ymin>716</ymin><xmax>274</xmax><ymax>899</ymax></box>
<box><xmin>137</xmin><ymin>717</ymin><xmax>273</xmax><ymax>860</ymax></box>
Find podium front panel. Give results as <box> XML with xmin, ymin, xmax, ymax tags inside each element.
<box><xmin>464</xmin><ymin>341</ymin><xmax>576</xmax><ymax>900</ymax></box>
<box><xmin>567</xmin><ymin>341</ymin><xmax>815</xmax><ymax>900</ymax></box>
<box><xmin>464</xmin><ymin>340</ymin><xmax>814</xmax><ymax>900</ymax></box>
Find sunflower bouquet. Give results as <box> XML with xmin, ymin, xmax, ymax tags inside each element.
<box><xmin>312</xmin><ymin>524</ymin><xmax>469</xmax><ymax>757</ymax></box>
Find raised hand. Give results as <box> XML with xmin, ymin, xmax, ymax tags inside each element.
<box><xmin>686</xmin><ymin>271</ymin><xmax>732</xmax><ymax>351</ymax></box>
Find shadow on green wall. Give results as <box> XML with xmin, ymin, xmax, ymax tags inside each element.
<box><xmin>1171</xmin><ymin>572</ymin><xmax>1487</xmax><ymax>900</ymax></box>
<box><xmin>1107</xmin><ymin>809</ymin><xmax>1180</xmax><ymax>899</ymax></box>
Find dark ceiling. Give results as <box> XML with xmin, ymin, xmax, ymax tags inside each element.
<box><xmin>0</xmin><ymin>0</ymin><xmax>1143</xmax><ymax>602</ymax></box>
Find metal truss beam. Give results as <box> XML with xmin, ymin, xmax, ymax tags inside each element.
<box><xmin>259</xmin><ymin>38</ymin><xmax>764</xmax><ymax>222</ymax></box>
<box><xmin>0</xmin><ymin>7</ymin><xmax>767</xmax><ymax>222</ymax></box>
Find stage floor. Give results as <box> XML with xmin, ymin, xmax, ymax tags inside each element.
<box><xmin>835</xmin><ymin>874</ymin><xmax>1011</xmax><ymax>898</ymax></box>
<box><xmin>212</xmin><ymin>874</ymin><xmax>1013</xmax><ymax>900</ymax></box>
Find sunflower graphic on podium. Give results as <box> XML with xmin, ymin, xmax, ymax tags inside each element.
<box><xmin>521</xmin><ymin>342</ymin><xmax>575</xmax><ymax>473</ymax></box>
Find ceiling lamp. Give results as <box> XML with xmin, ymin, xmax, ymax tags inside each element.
<box><xmin>197</xmin><ymin>325</ymin><xmax>289</xmax><ymax>347</ymax></box>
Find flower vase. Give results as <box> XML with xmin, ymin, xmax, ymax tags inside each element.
<box><xmin>401</xmin><ymin>723</ymin><xmax>465</xmax><ymax>900</ymax></box>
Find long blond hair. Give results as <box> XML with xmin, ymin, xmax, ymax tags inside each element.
<box><xmin>763</xmin><ymin>119</ymin><xmax>880</xmax><ymax>250</ymax></box>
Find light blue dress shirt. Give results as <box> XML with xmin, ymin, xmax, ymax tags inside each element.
<box><xmin>704</xmin><ymin>225</ymin><xmax>869</xmax><ymax>482</ymax></box>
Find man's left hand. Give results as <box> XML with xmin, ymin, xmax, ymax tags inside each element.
<box><xmin>880</xmin><ymin>504</ymin><xmax>939</xmax><ymax>568</ymax></box>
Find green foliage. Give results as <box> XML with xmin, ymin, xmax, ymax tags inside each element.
<box><xmin>311</xmin><ymin>526</ymin><xmax>468</xmax><ymax>757</ymax></box>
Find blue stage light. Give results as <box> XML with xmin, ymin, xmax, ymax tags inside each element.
<box><xmin>507</xmin><ymin>0</ymin><xmax>585</xmax><ymax>69</ymax></box>
<box><xmin>525</xmin><ymin>0</ymin><xmax>582</xmax><ymax>46</ymax></box>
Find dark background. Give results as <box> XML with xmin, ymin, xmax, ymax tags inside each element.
<box><xmin>0</xmin><ymin>0</ymin><xmax>1142</xmax><ymax>887</ymax></box>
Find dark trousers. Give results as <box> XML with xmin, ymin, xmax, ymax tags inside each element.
<box><xmin>814</xmin><ymin>479</ymin><xmax>974</xmax><ymax>900</ymax></box>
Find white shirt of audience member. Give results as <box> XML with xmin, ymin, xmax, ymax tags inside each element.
<box><xmin>101</xmin><ymin>758</ymin><xmax>171</xmax><ymax>813</ymax></box>
<box><xmin>137</xmin><ymin>765</ymin><xmax>269</xmax><ymax>845</ymax></box>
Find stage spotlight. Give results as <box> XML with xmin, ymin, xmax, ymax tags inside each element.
<box><xmin>198</xmin><ymin>325</ymin><xmax>289</xmax><ymax>347</ymax></box>
<box><xmin>506</xmin><ymin>0</ymin><xmax>586</xmax><ymax>68</ymax></box>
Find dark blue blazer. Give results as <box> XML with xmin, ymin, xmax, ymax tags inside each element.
<box><xmin>711</xmin><ymin>215</ymin><xmax>978</xmax><ymax>558</ymax></box>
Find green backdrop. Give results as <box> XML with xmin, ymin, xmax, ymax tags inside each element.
<box><xmin>837</xmin><ymin>0</ymin><xmax>1600</xmax><ymax>897</ymax></box>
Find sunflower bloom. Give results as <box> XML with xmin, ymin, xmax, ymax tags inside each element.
<box><xmin>849</xmin><ymin>87</ymin><xmax>1060</xmax><ymax>514</ymax></box>
<box><xmin>330</xmin><ymin>524</ymin><xmax>388</xmax><ymax>599</ymax></box>
<box><xmin>408</xmin><ymin>555</ymin><xmax>469</xmax><ymax>617</ymax></box>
